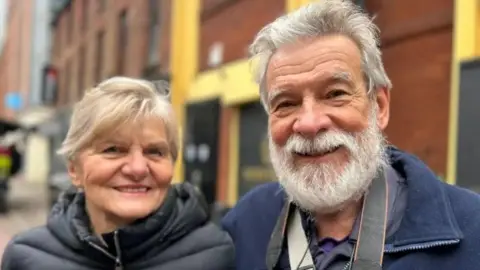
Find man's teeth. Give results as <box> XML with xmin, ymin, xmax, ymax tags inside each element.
<box><xmin>296</xmin><ymin>146</ymin><xmax>339</xmax><ymax>156</ymax></box>
<box><xmin>116</xmin><ymin>187</ymin><xmax>148</xmax><ymax>193</ymax></box>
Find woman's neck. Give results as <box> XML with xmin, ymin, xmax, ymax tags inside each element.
<box><xmin>85</xmin><ymin>200</ymin><xmax>129</xmax><ymax>237</ymax></box>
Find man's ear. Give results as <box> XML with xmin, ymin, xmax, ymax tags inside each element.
<box><xmin>67</xmin><ymin>160</ymin><xmax>82</xmax><ymax>188</ymax></box>
<box><xmin>375</xmin><ymin>87</ymin><xmax>390</xmax><ymax>130</ymax></box>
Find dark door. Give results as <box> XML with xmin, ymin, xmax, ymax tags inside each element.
<box><xmin>457</xmin><ymin>59</ymin><xmax>480</xmax><ymax>192</ymax></box>
<box><xmin>184</xmin><ymin>99</ymin><xmax>221</xmax><ymax>205</ymax></box>
<box><xmin>238</xmin><ymin>102</ymin><xmax>276</xmax><ymax>198</ymax></box>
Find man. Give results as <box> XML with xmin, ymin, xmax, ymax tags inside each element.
<box><xmin>222</xmin><ymin>0</ymin><xmax>480</xmax><ymax>269</ymax></box>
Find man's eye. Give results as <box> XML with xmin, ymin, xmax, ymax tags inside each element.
<box><xmin>327</xmin><ymin>89</ymin><xmax>347</xmax><ymax>99</ymax></box>
<box><xmin>277</xmin><ymin>101</ymin><xmax>295</xmax><ymax>109</ymax></box>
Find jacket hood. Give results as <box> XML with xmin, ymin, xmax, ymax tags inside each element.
<box><xmin>47</xmin><ymin>182</ymin><xmax>210</xmax><ymax>262</ymax></box>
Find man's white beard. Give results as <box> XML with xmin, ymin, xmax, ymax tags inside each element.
<box><xmin>269</xmin><ymin>106</ymin><xmax>389</xmax><ymax>214</ymax></box>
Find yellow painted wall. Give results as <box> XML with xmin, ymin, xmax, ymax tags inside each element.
<box><xmin>187</xmin><ymin>59</ymin><xmax>259</xmax><ymax>105</ymax></box>
<box><xmin>447</xmin><ymin>0</ymin><xmax>480</xmax><ymax>185</ymax></box>
<box><xmin>170</xmin><ymin>0</ymin><xmax>200</xmax><ymax>183</ymax></box>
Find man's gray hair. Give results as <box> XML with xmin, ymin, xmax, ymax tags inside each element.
<box><xmin>249</xmin><ymin>0</ymin><xmax>392</xmax><ymax>109</ymax></box>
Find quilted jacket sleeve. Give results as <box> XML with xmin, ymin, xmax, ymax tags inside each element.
<box><xmin>1</xmin><ymin>239</ymin><xmax>21</xmax><ymax>270</ymax></box>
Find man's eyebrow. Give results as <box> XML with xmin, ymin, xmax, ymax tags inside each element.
<box><xmin>267</xmin><ymin>88</ymin><xmax>287</xmax><ymax>106</ymax></box>
<box><xmin>330</xmin><ymin>71</ymin><xmax>354</xmax><ymax>85</ymax></box>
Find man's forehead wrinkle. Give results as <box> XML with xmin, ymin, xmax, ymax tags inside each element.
<box><xmin>270</xmin><ymin>69</ymin><xmax>352</xmax><ymax>92</ymax></box>
<box><xmin>270</xmin><ymin>51</ymin><xmax>325</xmax><ymax>77</ymax></box>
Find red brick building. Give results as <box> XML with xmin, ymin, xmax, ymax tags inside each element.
<box><xmin>50</xmin><ymin>0</ymin><xmax>172</xmax><ymax>107</ymax></box>
<box><xmin>0</xmin><ymin>0</ymin><xmax>34</xmax><ymax>119</ymax></box>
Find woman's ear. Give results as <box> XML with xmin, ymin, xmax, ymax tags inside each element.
<box><xmin>67</xmin><ymin>160</ymin><xmax>82</xmax><ymax>188</ymax></box>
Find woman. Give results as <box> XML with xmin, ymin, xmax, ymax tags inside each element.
<box><xmin>1</xmin><ymin>77</ymin><xmax>235</xmax><ymax>270</ymax></box>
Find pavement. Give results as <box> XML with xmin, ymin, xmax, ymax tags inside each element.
<box><xmin>0</xmin><ymin>178</ymin><xmax>49</xmax><ymax>262</ymax></box>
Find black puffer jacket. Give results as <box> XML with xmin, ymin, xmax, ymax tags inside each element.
<box><xmin>1</xmin><ymin>183</ymin><xmax>235</xmax><ymax>270</ymax></box>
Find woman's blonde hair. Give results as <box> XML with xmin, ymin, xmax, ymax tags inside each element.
<box><xmin>57</xmin><ymin>76</ymin><xmax>178</xmax><ymax>161</ymax></box>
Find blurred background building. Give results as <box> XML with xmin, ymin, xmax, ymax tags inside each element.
<box><xmin>0</xmin><ymin>0</ymin><xmax>478</xmax><ymax>218</ymax></box>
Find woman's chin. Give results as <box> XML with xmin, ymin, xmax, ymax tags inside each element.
<box><xmin>107</xmin><ymin>204</ymin><xmax>158</xmax><ymax>222</ymax></box>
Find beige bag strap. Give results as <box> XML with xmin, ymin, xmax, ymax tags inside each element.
<box><xmin>287</xmin><ymin>207</ymin><xmax>315</xmax><ymax>270</ymax></box>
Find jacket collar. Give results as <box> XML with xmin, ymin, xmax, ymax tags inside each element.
<box><xmin>47</xmin><ymin>183</ymin><xmax>210</xmax><ymax>263</ymax></box>
<box><xmin>386</xmin><ymin>146</ymin><xmax>462</xmax><ymax>248</ymax></box>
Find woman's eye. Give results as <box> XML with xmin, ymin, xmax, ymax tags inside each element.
<box><xmin>102</xmin><ymin>146</ymin><xmax>120</xmax><ymax>153</ymax></box>
<box><xmin>146</xmin><ymin>148</ymin><xmax>164</xmax><ymax>156</ymax></box>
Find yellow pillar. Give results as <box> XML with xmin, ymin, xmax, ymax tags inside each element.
<box><xmin>227</xmin><ymin>109</ymin><xmax>240</xmax><ymax>206</ymax></box>
<box><xmin>170</xmin><ymin>0</ymin><xmax>200</xmax><ymax>183</ymax></box>
<box><xmin>286</xmin><ymin>0</ymin><xmax>317</xmax><ymax>12</ymax></box>
<box><xmin>447</xmin><ymin>0</ymin><xmax>480</xmax><ymax>185</ymax></box>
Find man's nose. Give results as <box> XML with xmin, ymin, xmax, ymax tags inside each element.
<box><xmin>122</xmin><ymin>151</ymin><xmax>149</xmax><ymax>181</ymax></box>
<box><xmin>292</xmin><ymin>101</ymin><xmax>333</xmax><ymax>138</ymax></box>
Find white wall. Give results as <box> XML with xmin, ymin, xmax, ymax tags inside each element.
<box><xmin>24</xmin><ymin>134</ymin><xmax>50</xmax><ymax>183</ymax></box>
<box><xmin>0</xmin><ymin>0</ymin><xmax>8</xmax><ymax>54</ymax></box>
<box><xmin>29</xmin><ymin>0</ymin><xmax>52</xmax><ymax>106</ymax></box>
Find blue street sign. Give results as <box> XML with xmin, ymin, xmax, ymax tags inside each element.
<box><xmin>5</xmin><ymin>92</ymin><xmax>23</xmax><ymax>111</ymax></box>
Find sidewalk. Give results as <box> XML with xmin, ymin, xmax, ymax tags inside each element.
<box><xmin>0</xmin><ymin>178</ymin><xmax>48</xmax><ymax>262</ymax></box>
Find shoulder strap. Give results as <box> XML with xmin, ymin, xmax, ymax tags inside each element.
<box><xmin>351</xmin><ymin>169</ymin><xmax>388</xmax><ymax>270</ymax></box>
<box><xmin>286</xmin><ymin>168</ymin><xmax>388</xmax><ymax>270</ymax></box>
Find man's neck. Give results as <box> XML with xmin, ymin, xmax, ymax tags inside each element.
<box><xmin>314</xmin><ymin>199</ymin><xmax>363</xmax><ymax>241</ymax></box>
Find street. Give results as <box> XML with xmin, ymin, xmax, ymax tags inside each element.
<box><xmin>0</xmin><ymin>178</ymin><xmax>49</xmax><ymax>262</ymax></box>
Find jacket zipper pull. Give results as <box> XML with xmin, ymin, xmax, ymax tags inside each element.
<box><xmin>115</xmin><ymin>259</ymin><xmax>123</xmax><ymax>270</ymax></box>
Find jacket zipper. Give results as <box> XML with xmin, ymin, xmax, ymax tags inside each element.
<box><xmin>113</xmin><ymin>231</ymin><xmax>123</xmax><ymax>270</ymax></box>
<box><xmin>86</xmin><ymin>231</ymin><xmax>124</xmax><ymax>270</ymax></box>
<box><xmin>384</xmin><ymin>239</ymin><xmax>460</xmax><ymax>253</ymax></box>
<box><xmin>341</xmin><ymin>239</ymin><xmax>459</xmax><ymax>270</ymax></box>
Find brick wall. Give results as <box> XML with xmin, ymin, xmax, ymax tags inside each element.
<box><xmin>373</xmin><ymin>0</ymin><xmax>453</xmax><ymax>175</ymax></box>
<box><xmin>51</xmin><ymin>0</ymin><xmax>170</xmax><ymax>107</ymax></box>
<box><xmin>199</xmin><ymin>0</ymin><xmax>285</xmax><ymax>71</ymax></box>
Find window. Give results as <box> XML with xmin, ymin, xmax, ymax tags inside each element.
<box><xmin>147</xmin><ymin>0</ymin><xmax>160</xmax><ymax>65</ymax></box>
<box><xmin>81</xmin><ymin>0</ymin><xmax>89</xmax><ymax>32</ymax></box>
<box><xmin>66</xmin><ymin>5</ymin><xmax>73</xmax><ymax>44</ymax></box>
<box><xmin>117</xmin><ymin>10</ymin><xmax>128</xmax><ymax>75</ymax></box>
<box><xmin>94</xmin><ymin>31</ymin><xmax>105</xmax><ymax>83</ymax></box>
<box><xmin>52</xmin><ymin>25</ymin><xmax>61</xmax><ymax>58</ymax></box>
<box><xmin>78</xmin><ymin>46</ymin><xmax>86</xmax><ymax>98</ymax></box>
<box><xmin>98</xmin><ymin>0</ymin><xmax>107</xmax><ymax>13</ymax></box>
<box><xmin>65</xmin><ymin>60</ymin><xmax>71</xmax><ymax>103</ymax></box>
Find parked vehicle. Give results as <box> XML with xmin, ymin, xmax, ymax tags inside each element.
<box><xmin>0</xmin><ymin>145</ymin><xmax>22</xmax><ymax>214</ymax></box>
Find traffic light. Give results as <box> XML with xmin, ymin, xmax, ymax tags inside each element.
<box><xmin>41</xmin><ymin>65</ymin><xmax>58</xmax><ymax>105</ymax></box>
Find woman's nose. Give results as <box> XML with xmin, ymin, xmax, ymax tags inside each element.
<box><xmin>122</xmin><ymin>151</ymin><xmax>149</xmax><ymax>181</ymax></box>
